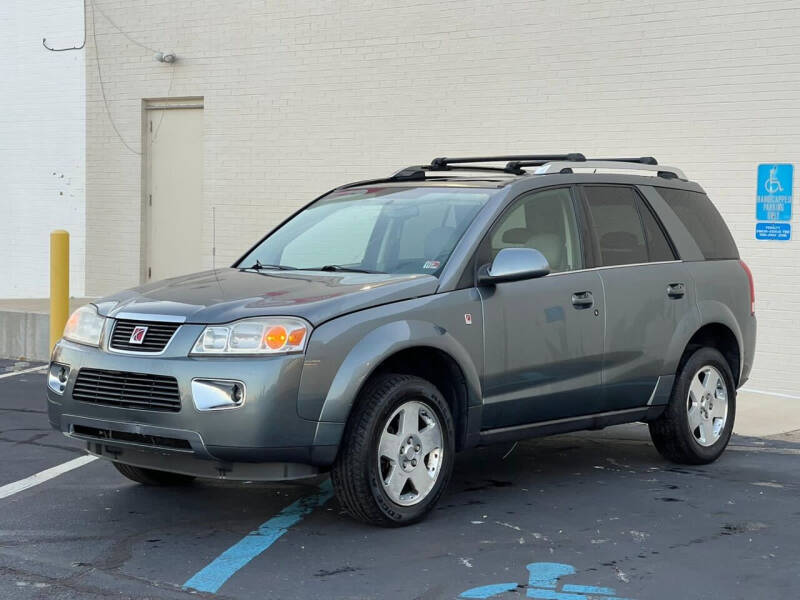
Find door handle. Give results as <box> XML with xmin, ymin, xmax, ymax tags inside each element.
<box><xmin>571</xmin><ymin>291</ymin><xmax>594</xmax><ymax>309</ymax></box>
<box><xmin>667</xmin><ymin>282</ymin><xmax>686</xmax><ymax>299</ymax></box>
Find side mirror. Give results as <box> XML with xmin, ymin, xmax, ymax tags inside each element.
<box><xmin>477</xmin><ymin>247</ymin><xmax>550</xmax><ymax>285</ymax></box>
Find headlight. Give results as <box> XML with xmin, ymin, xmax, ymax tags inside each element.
<box><xmin>62</xmin><ymin>305</ymin><xmax>105</xmax><ymax>347</ymax></box>
<box><xmin>190</xmin><ymin>317</ymin><xmax>310</xmax><ymax>355</ymax></box>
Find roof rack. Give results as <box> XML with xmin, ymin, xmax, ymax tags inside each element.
<box><xmin>426</xmin><ymin>154</ymin><xmax>681</xmax><ymax>178</ymax></box>
<box><xmin>593</xmin><ymin>157</ymin><xmax>658</xmax><ymax>165</ymax></box>
<box><xmin>430</xmin><ymin>154</ymin><xmax>587</xmax><ymax>170</ymax></box>
<box><xmin>337</xmin><ymin>154</ymin><xmax>684</xmax><ymax>189</ymax></box>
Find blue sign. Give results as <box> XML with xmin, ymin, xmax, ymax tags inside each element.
<box><xmin>756</xmin><ymin>222</ymin><xmax>791</xmax><ymax>241</ymax></box>
<box><xmin>756</xmin><ymin>163</ymin><xmax>793</xmax><ymax>220</ymax></box>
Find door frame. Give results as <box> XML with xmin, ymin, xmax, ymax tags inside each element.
<box><xmin>140</xmin><ymin>97</ymin><xmax>204</xmax><ymax>284</ymax></box>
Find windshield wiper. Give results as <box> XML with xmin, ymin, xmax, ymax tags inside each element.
<box><xmin>244</xmin><ymin>260</ymin><xmax>297</xmax><ymax>271</ymax></box>
<box><xmin>311</xmin><ymin>264</ymin><xmax>385</xmax><ymax>274</ymax></box>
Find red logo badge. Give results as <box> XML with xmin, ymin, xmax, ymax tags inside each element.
<box><xmin>129</xmin><ymin>326</ymin><xmax>148</xmax><ymax>344</ymax></box>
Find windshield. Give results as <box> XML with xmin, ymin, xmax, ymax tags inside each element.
<box><xmin>238</xmin><ymin>186</ymin><xmax>492</xmax><ymax>276</ymax></box>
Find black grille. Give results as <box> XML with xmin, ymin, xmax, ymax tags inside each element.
<box><xmin>110</xmin><ymin>319</ymin><xmax>180</xmax><ymax>352</ymax></box>
<box><xmin>72</xmin><ymin>424</ymin><xmax>192</xmax><ymax>451</ymax></box>
<box><xmin>73</xmin><ymin>368</ymin><xmax>181</xmax><ymax>412</ymax></box>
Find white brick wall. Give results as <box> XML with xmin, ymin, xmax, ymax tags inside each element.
<box><xmin>84</xmin><ymin>0</ymin><xmax>800</xmax><ymax>395</ymax></box>
<box><xmin>0</xmin><ymin>0</ymin><xmax>86</xmax><ymax>298</ymax></box>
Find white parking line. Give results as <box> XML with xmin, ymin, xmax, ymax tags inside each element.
<box><xmin>0</xmin><ymin>365</ymin><xmax>47</xmax><ymax>380</ymax></box>
<box><xmin>741</xmin><ymin>387</ymin><xmax>800</xmax><ymax>400</ymax></box>
<box><xmin>0</xmin><ymin>455</ymin><xmax>98</xmax><ymax>500</ymax></box>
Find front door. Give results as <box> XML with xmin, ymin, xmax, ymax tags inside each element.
<box><xmin>479</xmin><ymin>187</ymin><xmax>605</xmax><ymax>429</ymax></box>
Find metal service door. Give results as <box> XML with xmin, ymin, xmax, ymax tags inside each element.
<box><xmin>145</xmin><ymin>100</ymin><xmax>204</xmax><ymax>282</ymax></box>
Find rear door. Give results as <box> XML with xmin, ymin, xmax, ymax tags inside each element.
<box><xmin>579</xmin><ymin>184</ymin><xmax>693</xmax><ymax>410</ymax></box>
<box><xmin>478</xmin><ymin>186</ymin><xmax>605</xmax><ymax>428</ymax></box>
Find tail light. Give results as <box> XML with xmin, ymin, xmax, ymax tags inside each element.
<box><xmin>739</xmin><ymin>260</ymin><xmax>755</xmax><ymax>315</ymax></box>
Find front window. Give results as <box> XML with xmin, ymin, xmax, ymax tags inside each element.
<box><xmin>486</xmin><ymin>187</ymin><xmax>583</xmax><ymax>273</ymax></box>
<box><xmin>238</xmin><ymin>186</ymin><xmax>492</xmax><ymax>276</ymax></box>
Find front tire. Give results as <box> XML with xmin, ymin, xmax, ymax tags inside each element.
<box><xmin>113</xmin><ymin>462</ymin><xmax>196</xmax><ymax>486</ymax></box>
<box><xmin>331</xmin><ymin>374</ymin><xmax>455</xmax><ymax>527</ymax></box>
<box><xmin>649</xmin><ymin>347</ymin><xmax>736</xmax><ymax>465</ymax></box>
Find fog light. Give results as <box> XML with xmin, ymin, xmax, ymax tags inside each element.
<box><xmin>47</xmin><ymin>362</ymin><xmax>70</xmax><ymax>394</ymax></box>
<box><xmin>191</xmin><ymin>379</ymin><xmax>246</xmax><ymax>411</ymax></box>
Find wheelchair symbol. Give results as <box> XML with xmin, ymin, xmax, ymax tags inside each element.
<box><xmin>765</xmin><ymin>165</ymin><xmax>784</xmax><ymax>195</ymax></box>
<box><xmin>459</xmin><ymin>562</ymin><xmax>636</xmax><ymax>599</ymax></box>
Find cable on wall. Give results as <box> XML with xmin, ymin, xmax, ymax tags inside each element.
<box><xmin>89</xmin><ymin>0</ymin><xmax>141</xmax><ymax>155</ymax></box>
<box><xmin>90</xmin><ymin>0</ymin><xmax>159</xmax><ymax>54</ymax></box>
<box><xmin>46</xmin><ymin>0</ymin><xmax>177</xmax><ymax>155</ymax></box>
<box><xmin>43</xmin><ymin>0</ymin><xmax>86</xmax><ymax>51</ymax></box>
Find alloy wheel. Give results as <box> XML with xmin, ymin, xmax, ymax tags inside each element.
<box><xmin>686</xmin><ymin>365</ymin><xmax>729</xmax><ymax>447</ymax></box>
<box><xmin>377</xmin><ymin>400</ymin><xmax>444</xmax><ymax>506</ymax></box>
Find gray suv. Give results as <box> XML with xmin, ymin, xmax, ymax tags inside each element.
<box><xmin>47</xmin><ymin>154</ymin><xmax>756</xmax><ymax>526</ymax></box>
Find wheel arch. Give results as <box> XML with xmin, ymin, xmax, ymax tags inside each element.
<box><xmin>365</xmin><ymin>346</ymin><xmax>473</xmax><ymax>451</ymax></box>
<box><xmin>312</xmin><ymin>320</ymin><xmax>483</xmax><ymax>452</ymax></box>
<box><xmin>679</xmin><ymin>322</ymin><xmax>742</xmax><ymax>387</ymax></box>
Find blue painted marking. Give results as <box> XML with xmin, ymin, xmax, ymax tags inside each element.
<box><xmin>460</xmin><ymin>562</ymin><xmax>637</xmax><ymax>600</ymax></box>
<box><xmin>460</xmin><ymin>583</ymin><xmax>519</xmax><ymax>598</ymax></box>
<box><xmin>527</xmin><ymin>589</ymin><xmax>589</xmax><ymax>599</ymax></box>
<box><xmin>562</xmin><ymin>584</ymin><xmax>616</xmax><ymax>595</ymax></box>
<box><xmin>755</xmin><ymin>222</ymin><xmax>791</xmax><ymax>241</ymax></box>
<box><xmin>527</xmin><ymin>563</ymin><xmax>576</xmax><ymax>589</ymax></box>
<box><xmin>756</xmin><ymin>163</ymin><xmax>793</xmax><ymax>221</ymax></box>
<box><xmin>182</xmin><ymin>481</ymin><xmax>333</xmax><ymax>593</ymax></box>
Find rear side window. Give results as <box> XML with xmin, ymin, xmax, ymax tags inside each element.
<box><xmin>582</xmin><ymin>186</ymin><xmax>676</xmax><ymax>266</ymax></box>
<box><xmin>655</xmin><ymin>187</ymin><xmax>739</xmax><ymax>260</ymax></box>
<box><xmin>582</xmin><ymin>186</ymin><xmax>647</xmax><ymax>266</ymax></box>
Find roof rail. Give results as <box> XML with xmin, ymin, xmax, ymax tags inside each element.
<box><xmin>534</xmin><ymin>160</ymin><xmax>686</xmax><ymax>180</ymax></box>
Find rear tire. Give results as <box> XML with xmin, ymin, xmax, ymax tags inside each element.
<box><xmin>112</xmin><ymin>462</ymin><xmax>196</xmax><ymax>486</ymax></box>
<box><xmin>649</xmin><ymin>347</ymin><xmax>736</xmax><ymax>465</ymax></box>
<box><xmin>331</xmin><ymin>374</ymin><xmax>455</xmax><ymax>527</ymax></box>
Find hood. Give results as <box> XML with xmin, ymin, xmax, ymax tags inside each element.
<box><xmin>94</xmin><ymin>268</ymin><xmax>439</xmax><ymax>326</ymax></box>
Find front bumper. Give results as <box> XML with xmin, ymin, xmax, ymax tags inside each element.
<box><xmin>47</xmin><ymin>333</ymin><xmax>342</xmax><ymax>479</ymax></box>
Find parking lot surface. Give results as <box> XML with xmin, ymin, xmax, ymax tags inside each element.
<box><xmin>1</xmin><ymin>360</ymin><xmax>798</xmax><ymax>599</ymax></box>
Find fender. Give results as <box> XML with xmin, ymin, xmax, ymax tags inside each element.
<box><xmin>297</xmin><ymin>290</ymin><xmax>486</xmax><ymax>456</ymax></box>
<box><xmin>313</xmin><ymin>319</ymin><xmax>482</xmax><ymax>423</ymax></box>
<box><xmin>297</xmin><ymin>289</ymin><xmax>484</xmax><ymax>426</ymax></box>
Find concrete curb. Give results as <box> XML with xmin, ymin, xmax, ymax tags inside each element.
<box><xmin>0</xmin><ymin>299</ymin><xmax>94</xmax><ymax>362</ymax></box>
<box><xmin>0</xmin><ymin>310</ymin><xmax>49</xmax><ymax>362</ymax></box>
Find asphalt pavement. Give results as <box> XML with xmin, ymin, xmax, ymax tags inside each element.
<box><xmin>1</xmin><ymin>359</ymin><xmax>798</xmax><ymax>599</ymax></box>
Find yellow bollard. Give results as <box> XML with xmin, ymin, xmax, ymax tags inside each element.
<box><xmin>50</xmin><ymin>230</ymin><xmax>70</xmax><ymax>352</ymax></box>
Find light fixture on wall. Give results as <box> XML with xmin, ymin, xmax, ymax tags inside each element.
<box><xmin>154</xmin><ymin>52</ymin><xmax>177</xmax><ymax>63</ymax></box>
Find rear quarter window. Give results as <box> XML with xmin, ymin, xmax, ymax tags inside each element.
<box><xmin>655</xmin><ymin>187</ymin><xmax>739</xmax><ymax>260</ymax></box>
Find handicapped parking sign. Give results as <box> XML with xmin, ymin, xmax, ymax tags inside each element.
<box><xmin>460</xmin><ymin>562</ymin><xmax>636</xmax><ymax>599</ymax></box>
<box><xmin>756</xmin><ymin>163</ymin><xmax>793</xmax><ymax>221</ymax></box>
